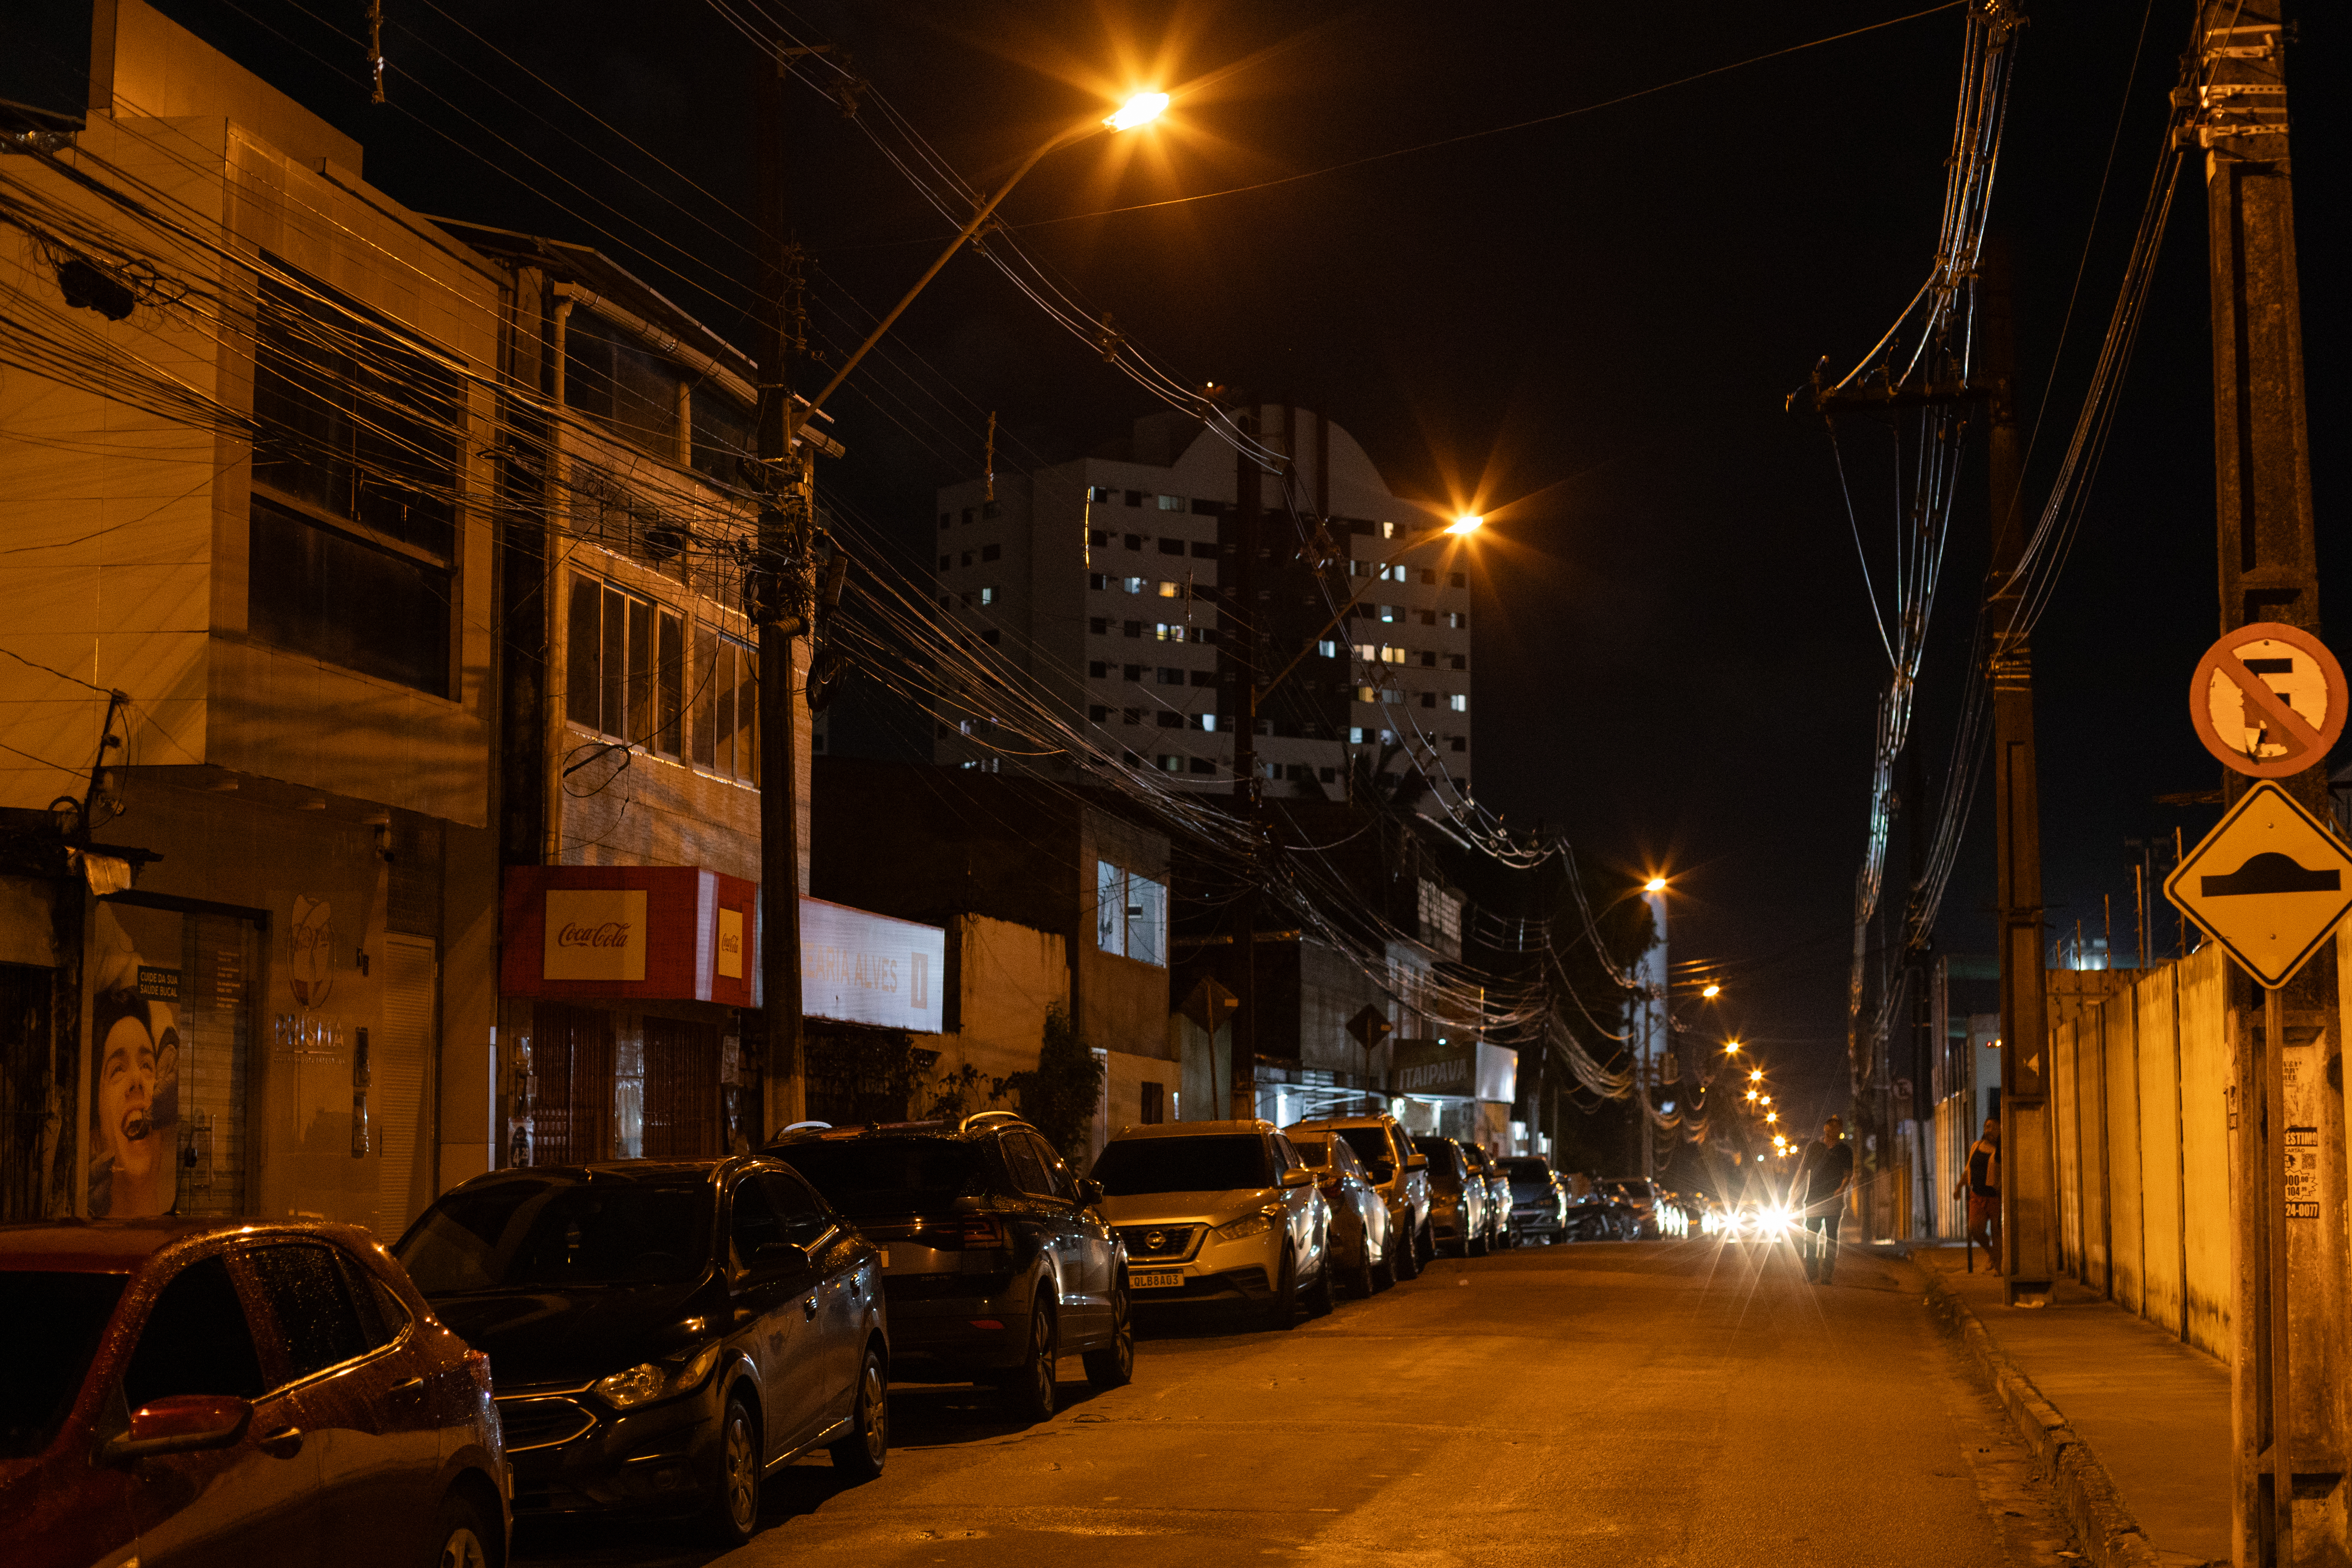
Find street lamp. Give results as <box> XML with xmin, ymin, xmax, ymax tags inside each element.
<box><xmin>1643</xmin><ymin>876</ymin><xmax>1668</xmax><ymax>894</ymax></box>
<box><xmin>793</xmin><ymin>88</ymin><xmax>1169</xmax><ymax>433</ymax></box>
<box><xmin>1700</xmin><ymin>982</ymin><xmax>1722</xmax><ymax>1000</ymax></box>
<box><xmin>1447</xmin><ymin>513</ymin><xmax>1484</xmax><ymax>535</ymax></box>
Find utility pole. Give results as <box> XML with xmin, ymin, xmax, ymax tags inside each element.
<box><xmin>753</xmin><ymin>38</ymin><xmax>808</xmax><ymax>1135</ymax></box>
<box><xmin>1981</xmin><ymin>239</ymin><xmax>2055</xmax><ymax>1308</ymax></box>
<box><xmin>1227</xmin><ymin>412</ymin><xmax>1262</xmax><ymax>1120</ymax></box>
<box><xmin>2189</xmin><ymin>6</ymin><xmax>2340</xmax><ymax>1563</ymax></box>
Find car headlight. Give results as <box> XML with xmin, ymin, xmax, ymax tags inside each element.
<box><xmin>595</xmin><ymin>1343</ymin><xmax>720</xmax><ymax>1410</ymax></box>
<box><xmin>1213</xmin><ymin>1206</ymin><xmax>1282</xmax><ymax>1242</ymax></box>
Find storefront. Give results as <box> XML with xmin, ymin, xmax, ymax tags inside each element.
<box><xmin>499</xmin><ymin>871</ymin><xmax>946</xmax><ymax>1158</ymax></box>
<box><xmin>500</xmin><ymin>865</ymin><xmax>759</xmax><ymax>1164</ymax></box>
<box><xmin>1388</xmin><ymin>1036</ymin><xmax>1518</xmax><ymax>1153</ymax></box>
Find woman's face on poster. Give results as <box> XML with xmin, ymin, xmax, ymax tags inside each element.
<box><xmin>99</xmin><ymin>1014</ymin><xmax>158</xmax><ymax>1186</ymax></box>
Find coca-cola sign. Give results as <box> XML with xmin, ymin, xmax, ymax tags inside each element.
<box><xmin>543</xmin><ymin>890</ymin><xmax>648</xmax><ymax>981</ymax></box>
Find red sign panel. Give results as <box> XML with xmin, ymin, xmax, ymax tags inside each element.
<box><xmin>2188</xmin><ymin>622</ymin><xmax>2347</xmax><ymax>779</ymax></box>
<box><xmin>501</xmin><ymin>866</ymin><xmax>756</xmax><ymax>1006</ymax></box>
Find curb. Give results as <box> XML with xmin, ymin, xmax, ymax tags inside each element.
<box><xmin>1919</xmin><ymin>1266</ymin><xmax>2175</xmax><ymax>1568</ymax></box>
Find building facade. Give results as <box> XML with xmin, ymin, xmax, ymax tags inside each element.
<box><xmin>933</xmin><ymin>405</ymin><xmax>1477</xmax><ymax>804</ymax></box>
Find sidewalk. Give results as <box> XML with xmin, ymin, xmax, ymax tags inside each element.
<box><xmin>1912</xmin><ymin>1243</ymin><xmax>2231</xmax><ymax>1568</ymax></box>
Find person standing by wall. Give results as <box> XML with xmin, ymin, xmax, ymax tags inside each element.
<box><xmin>1794</xmin><ymin>1115</ymin><xmax>1855</xmax><ymax>1284</ymax></box>
<box><xmin>1955</xmin><ymin>1115</ymin><xmax>2000</xmax><ymax>1271</ymax></box>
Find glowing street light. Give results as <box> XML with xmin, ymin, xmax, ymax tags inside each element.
<box><xmin>1643</xmin><ymin>877</ymin><xmax>1667</xmax><ymax>894</ymax></box>
<box><xmin>1765</xmin><ymin>1111</ymin><xmax>1778</xmax><ymax>1124</ymax></box>
<box><xmin>1700</xmin><ymin>982</ymin><xmax>1721</xmax><ymax>999</ymax></box>
<box><xmin>1748</xmin><ymin>1068</ymin><xmax>1764</xmax><ymax>1083</ymax></box>
<box><xmin>1446</xmin><ymin>513</ymin><xmax>1484</xmax><ymax>536</ymax></box>
<box><xmin>1722</xmin><ymin>1039</ymin><xmax>1742</xmax><ymax>1055</ymax></box>
<box><xmin>1106</xmin><ymin>91</ymin><xmax>1170</xmax><ymax>130</ymax></box>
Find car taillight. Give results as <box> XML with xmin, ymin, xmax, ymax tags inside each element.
<box><xmin>959</xmin><ymin>1215</ymin><xmax>1003</xmax><ymax>1248</ymax></box>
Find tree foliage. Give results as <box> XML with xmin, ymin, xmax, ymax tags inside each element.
<box><xmin>1000</xmin><ymin>1003</ymin><xmax>1104</xmax><ymax>1165</ymax></box>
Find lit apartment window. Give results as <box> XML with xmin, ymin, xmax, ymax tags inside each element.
<box><xmin>1318</xmin><ymin>640</ymin><xmax>1338</xmax><ymax>658</ymax></box>
<box><xmin>249</xmin><ymin>263</ymin><xmax>458</xmax><ymax>697</ymax></box>
<box><xmin>1354</xmin><ymin>643</ymin><xmax>1376</xmax><ymax>661</ymax></box>
<box><xmin>1154</xmin><ymin>624</ymin><xmax>1186</xmax><ymax>642</ymax></box>
<box><xmin>1158</xmin><ymin>495</ymin><xmax>1186</xmax><ymax>511</ymax></box>
<box><xmin>1446</xmin><ymin>610</ymin><xmax>1469</xmax><ymax>629</ymax></box>
<box><xmin>1087</xmin><ymin>485</ymin><xmax>1116</xmax><ymax>502</ymax></box>
<box><xmin>1189</xmin><ymin>714</ymin><xmax>1218</xmax><ymax>732</ymax></box>
<box><xmin>1349</xmin><ymin>727</ymin><xmax>1370</xmax><ymax>743</ymax></box>
<box><xmin>1157</xmin><ymin>581</ymin><xmax>1179</xmax><ymax>598</ymax></box>
<box><xmin>1448</xmin><ymin>693</ymin><xmax>1469</xmax><ymax>712</ymax></box>
<box><xmin>1354</xmin><ymin>688</ymin><xmax>1375</xmax><ymax>705</ymax></box>
<box><xmin>692</xmin><ymin>625</ymin><xmax>759</xmax><ymax>782</ymax></box>
<box><xmin>565</xmin><ymin>574</ymin><xmax>685</xmax><ymax>757</ymax></box>
<box><xmin>1123</xmin><ymin>576</ymin><xmax>1146</xmax><ymax>594</ymax></box>
<box><xmin>1379</xmin><ymin>646</ymin><xmax>1407</xmax><ymax>665</ymax></box>
<box><xmin>979</xmin><ymin>587</ymin><xmax>998</xmax><ymax>605</ymax></box>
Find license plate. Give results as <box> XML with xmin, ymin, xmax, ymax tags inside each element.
<box><xmin>1132</xmin><ymin>1270</ymin><xmax>1184</xmax><ymax>1290</ymax></box>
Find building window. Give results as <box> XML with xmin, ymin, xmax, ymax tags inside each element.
<box><xmin>983</xmin><ymin>501</ymin><xmax>1000</xmax><ymax>519</ymax></box>
<box><xmin>979</xmin><ymin>586</ymin><xmax>998</xmax><ymax>605</ymax></box>
<box><xmin>962</xmin><ymin>508</ymin><xmax>975</xmax><ymax>525</ymax></box>
<box><xmin>1124</xmin><ymin>491</ymin><xmax>1144</xmax><ymax>508</ymax></box>
<box><xmin>960</xmin><ymin>551</ymin><xmax>974</xmax><ymax>567</ymax></box>
<box><xmin>692</xmin><ymin>625</ymin><xmax>758</xmax><ymax>781</ymax></box>
<box><xmin>1159</xmin><ymin>537</ymin><xmax>1186</xmax><ymax>554</ymax></box>
<box><xmin>1450</xmin><ymin>654</ymin><xmax>1468</xmax><ymax>670</ymax></box>
<box><xmin>1447</xmin><ymin>610</ymin><xmax>1470</xmax><ymax>629</ymax></box>
<box><xmin>1089</xmin><ymin>660</ymin><xmax>1109</xmax><ymax>678</ymax></box>
<box><xmin>939</xmin><ymin>512</ymin><xmax>952</xmax><ymax>530</ymax></box>
<box><xmin>1353</xmin><ymin>690</ymin><xmax>1375</xmax><ymax>707</ymax></box>
<box><xmin>1158</xmin><ymin>755</ymin><xmax>1184</xmax><ymax>774</ymax></box>
<box><xmin>1380</xmin><ymin>646</ymin><xmax>1407</xmax><ymax>665</ymax></box>
<box><xmin>1448</xmin><ymin>572</ymin><xmax>1466</xmax><ymax>588</ymax></box>
<box><xmin>1122</xmin><ymin>708</ymin><xmax>1142</xmax><ymax>725</ymax></box>
<box><xmin>1420</xmin><ymin>651</ymin><xmax>1438</xmax><ymax>667</ymax></box>
<box><xmin>1416</xmin><ymin>609</ymin><xmax>1437</xmax><ymax>625</ymax></box>
<box><xmin>1417</xmin><ymin>568</ymin><xmax>1436</xmax><ymax>585</ymax></box>
<box><xmin>1188</xmin><ymin>757</ymin><xmax>1215</xmax><ymax>775</ymax></box>
<box><xmin>562</xmin><ymin>307</ymin><xmax>679</xmax><ymax>459</ymax></box>
<box><xmin>1154</xmin><ymin>624</ymin><xmax>1186</xmax><ymax>643</ymax></box>
<box><xmin>1157</xmin><ymin>495</ymin><xmax>1186</xmax><ymax>511</ymax></box>
<box><xmin>249</xmin><ymin>265</ymin><xmax>459</xmax><ymax>697</ymax></box>
<box><xmin>1157</xmin><ymin>581</ymin><xmax>1179</xmax><ymax>598</ymax></box>
<box><xmin>1089</xmin><ymin>617</ymin><xmax>1110</xmax><ymax>635</ymax></box>
<box><xmin>938</xmin><ymin>554</ymin><xmax>951</xmax><ymax>570</ymax></box>
<box><xmin>981</xmin><ymin>543</ymin><xmax>1002</xmax><ymax>562</ymax></box>
<box><xmin>1123</xmin><ymin>577</ymin><xmax>1145</xmax><ymax>594</ymax></box>
<box><xmin>1320</xmin><ymin>766</ymin><xmax>1338</xmax><ymax>781</ymax></box>
<box><xmin>1125</xmin><ymin>534</ymin><xmax>1144</xmax><ymax>551</ymax></box>
<box><xmin>1449</xmin><ymin>693</ymin><xmax>1469</xmax><ymax>712</ymax></box>
<box><xmin>1189</xmin><ymin>541</ymin><xmax>1216</xmax><ymax>560</ymax></box>
<box><xmin>1450</xmin><ymin>737</ymin><xmax>1467</xmax><ymax>752</ymax></box>
<box><xmin>1190</xmin><ymin>671</ymin><xmax>1215</xmax><ymax>688</ymax></box>
<box><xmin>1158</xmin><ymin>668</ymin><xmax>1184</xmax><ymax>686</ymax></box>
<box><xmin>1156</xmin><ymin>712</ymin><xmax>1180</xmax><ymax>729</ymax></box>
<box><xmin>1088</xmin><ymin>704</ymin><xmax>1111</xmax><ymax>723</ymax></box>
<box><xmin>1140</xmin><ymin>1081</ymin><xmax>1165</xmax><ymax>1123</ymax></box>
<box><xmin>1419</xmin><ymin>692</ymin><xmax>1437</xmax><ymax>708</ymax></box>
<box><xmin>565</xmin><ymin>574</ymin><xmax>685</xmax><ymax>756</ymax></box>
<box><xmin>1123</xmin><ymin>663</ymin><xmax>1145</xmax><ymax>681</ymax></box>
<box><xmin>1088</xmin><ymin>528</ymin><xmax>1110</xmax><ymax>546</ymax></box>
<box><xmin>1124</xmin><ymin>622</ymin><xmax>1143</xmax><ymax>639</ymax></box>
<box><xmin>1087</xmin><ymin>485</ymin><xmax>1116</xmax><ymax>502</ymax></box>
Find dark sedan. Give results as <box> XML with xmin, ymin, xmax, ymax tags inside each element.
<box><xmin>1</xmin><ymin>1216</ymin><xmax>507</xmax><ymax>1568</ymax></box>
<box><xmin>395</xmin><ymin>1156</ymin><xmax>887</xmax><ymax>1546</ymax></box>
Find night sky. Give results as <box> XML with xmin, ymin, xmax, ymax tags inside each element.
<box><xmin>158</xmin><ymin>0</ymin><xmax>2349</xmax><ymax>1132</ymax></box>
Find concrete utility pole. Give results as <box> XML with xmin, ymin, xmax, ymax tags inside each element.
<box><xmin>1228</xmin><ymin>418</ymin><xmax>1262</xmax><ymax>1120</ymax></box>
<box><xmin>2188</xmin><ymin>7</ymin><xmax>2340</xmax><ymax>1563</ymax></box>
<box><xmin>753</xmin><ymin>39</ymin><xmax>808</xmax><ymax>1135</ymax></box>
<box><xmin>1980</xmin><ymin>241</ymin><xmax>2056</xmax><ymax>1308</ymax></box>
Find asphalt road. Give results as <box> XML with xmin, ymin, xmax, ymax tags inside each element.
<box><xmin>519</xmin><ymin>1238</ymin><xmax>2079</xmax><ymax>1568</ymax></box>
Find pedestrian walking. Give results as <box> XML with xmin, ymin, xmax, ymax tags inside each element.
<box><xmin>1794</xmin><ymin>1116</ymin><xmax>1855</xmax><ymax>1284</ymax></box>
<box><xmin>1955</xmin><ymin>1116</ymin><xmax>2000</xmax><ymax>1271</ymax></box>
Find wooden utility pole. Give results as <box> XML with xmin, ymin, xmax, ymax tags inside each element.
<box><xmin>1980</xmin><ymin>240</ymin><xmax>2056</xmax><ymax>1306</ymax></box>
<box><xmin>753</xmin><ymin>39</ymin><xmax>808</xmax><ymax>1134</ymax></box>
<box><xmin>2190</xmin><ymin>5</ymin><xmax>2340</xmax><ymax>1563</ymax></box>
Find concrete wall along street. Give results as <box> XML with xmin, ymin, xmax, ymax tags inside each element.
<box><xmin>2037</xmin><ymin>942</ymin><xmax>2258</xmax><ymax>1365</ymax></box>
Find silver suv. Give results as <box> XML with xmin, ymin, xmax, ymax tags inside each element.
<box><xmin>1285</xmin><ymin>1114</ymin><xmax>1432</xmax><ymax>1275</ymax></box>
<box><xmin>1090</xmin><ymin>1121</ymin><xmax>1333</xmax><ymax>1329</ymax></box>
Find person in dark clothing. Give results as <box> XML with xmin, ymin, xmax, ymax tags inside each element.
<box><xmin>1955</xmin><ymin>1116</ymin><xmax>2000</xmax><ymax>1270</ymax></box>
<box><xmin>1794</xmin><ymin>1116</ymin><xmax>1855</xmax><ymax>1284</ymax></box>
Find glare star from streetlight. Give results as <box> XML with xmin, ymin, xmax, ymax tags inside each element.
<box><xmin>1701</xmin><ymin>982</ymin><xmax>1722</xmax><ymax>999</ymax></box>
<box><xmin>1644</xmin><ymin>877</ymin><xmax>1667</xmax><ymax>894</ymax></box>
<box><xmin>1446</xmin><ymin>513</ymin><xmax>1484</xmax><ymax>536</ymax></box>
<box><xmin>1106</xmin><ymin>92</ymin><xmax>1170</xmax><ymax>130</ymax></box>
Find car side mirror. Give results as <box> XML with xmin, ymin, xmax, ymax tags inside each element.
<box><xmin>744</xmin><ymin>1241</ymin><xmax>811</xmax><ymax>1279</ymax></box>
<box><xmin>1278</xmin><ymin>1168</ymin><xmax>1315</xmax><ymax>1190</ymax></box>
<box><xmin>1077</xmin><ymin>1178</ymin><xmax>1105</xmax><ymax>1206</ymax></box>
<box><xmin>102</xmin><ymin>1395</ymin><xmax>252</xmax><ymax>1462</ymax></box>
<box><xmin>1371</xmin><ymin>1160</ymin><xmax>1396</xmax><ymax>1182</ymax></box>
<box><xmin>1406</xmin><ymin>1155</ymin><xmax>1428</xmax><ymax>1172</ymax></box>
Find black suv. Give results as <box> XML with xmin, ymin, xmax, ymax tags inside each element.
<box><xmin>766</xmin><ymin>1111</ymin><xmax>1131</xmax><ymax>1422</ymax></box>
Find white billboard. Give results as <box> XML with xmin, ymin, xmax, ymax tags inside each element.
<box><xmin>799</xmin><ymin>897</ymin><xmax>945</xmax><ymax>1034</ymax></box>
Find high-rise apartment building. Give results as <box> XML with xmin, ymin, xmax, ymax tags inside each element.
<box><xmin>933</xmin><ymin>405</ymin><xmax>1474</xmax><ymax>802</ymax></box>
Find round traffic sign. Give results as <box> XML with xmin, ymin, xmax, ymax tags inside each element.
<box><xmin>2188</xmin><ymin>622</ymin><xmax>2346</xmax><ymax>778</ymax></box>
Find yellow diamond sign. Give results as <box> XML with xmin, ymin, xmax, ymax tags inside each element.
<box><xmin>2165</xmin><ymin>781</ymin><xmax>2352</xmax><ymax>989</ymax></box>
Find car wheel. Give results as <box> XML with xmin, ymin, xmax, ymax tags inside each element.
<box><xmin>1350</xmin><ymin>1235</ymin><xmax>1378</xmax><ymax>1298</ymax></box>
<box><xmin>1306</xmin><ymin>1251</ymin><xmax>1336</xmax><ymax>1317</ymax></box>
<box><xmin>700</xmin><ymin>1393</ymin><xmax>761</xmax><ymax>1546</ymax></box>
<box><xmin>1264</xmin><ymin>1245</ymin><xmax>1300</xmax><ymax>1331</ymax></box>
<box><xmin>430</xmin><ymin>1491</ymin><xmax>495</xmax><ymax>1568</ymax></box>
<box><xmin>1082</xmin><ymin>1284</ymin><xmax>1135</xmax><ymax>1388</ymax></box>
<box><xmin>1416</xmin><ymin>1223</ymin><xmax>1435</xmax><ymax>1266</ymax></box>
<box><xmin>1371</xmin><ymin>1227</ymin><xmax>1398</xmax><ymax>1289</ymax></box>
<box><xmin>1391</xmin><ymin>1218</ymin><xmax>1420</xmax><ymax>1280</ymax></box>
<box><xmin>997</xmin><ymin>1297</ymin><xmax>1059</xmax><ymax>1422</ymax></box>
<box><xmin>828</xmin><ymin>1342</ymin><xmax>889</xmax><ymax>1483</ymax></box>
<box><xmin>1468</xmin><ymin>1221</ymin><xmax>1489</xmax><ymax>1257</ymax></box>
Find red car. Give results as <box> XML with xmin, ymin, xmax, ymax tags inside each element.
<box><xmin>0</xmin><ymin>1217</ymin><xmax>509</xmax><ymax>1568</ymax></box>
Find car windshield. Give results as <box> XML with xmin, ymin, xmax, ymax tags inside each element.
<box><xmin>1092</xmin><ymin>1135</ymin><xmax>1270</xmax><ymax>1195</ymax></box>
<box><xmin>1502</xmin><ymin>1159</ymin><xmax>1551</xmax><ymax>1182</ymax></box>
<box><xmin>1288</xmin><ymin>1137</ymin><xmax>1330</xmax><ymax>1168</ymax></box>
<box><xmin>396</xmin><ymin>1176</ymin><xmax>714</xmax><ymax>1292</ymax></box>
<box><xmin>0</xmin><ymin>1270</ymin><xmax>127</xmax><ymax>1457</ymax></box>
<box><xmin>769</xmin><ymin>1138</ymin><xmax>986</xmax><ymax>1218</ymax></box>
<box><xmin>1335</xmin><ymin>1127</ymin><xmax>1392</xmax><ymax>1169</ymax></box>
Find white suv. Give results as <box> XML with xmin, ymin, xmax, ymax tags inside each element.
<box><xmin>1090</xmin><ymin>1121</ymin><xmax>1333</xmax><ymax>1329</ymax></box>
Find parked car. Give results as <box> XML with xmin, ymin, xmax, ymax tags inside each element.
<box><xmin>1282</xmin><ymin>1121</ymin><xmax>1395</xmax><ymax>1294</ymax></box>
<box><xmin>764</xmin><ymin>1111</ymin><xmax>1130</xmax><ymax>1418</ymax></box>
<box><xmin>1411</xmin><ymin>1136</ymin><xmax>1493</xmax><ymax>1256</ymax></box>
<box><xmin>1604</xmin><ymin>1177</ymin><xmax>1663</xmax><ymax>1239</ymax></box>
<box><xmin>1462</xmin><ymin>1144</ymin><xmax>1515</xmax><ymax>1249</ymax></box>
<box><xmin>2</xmin><ymin>1216</ymin><xmax>508</xmax><ymax>1568</ymax></box>
<box><xmin>1500</xmin><ymin>1155</ymin><xmax>1570</xmax><ymax>1243</ymax></box>
<box><xmin>1286</xmin><ymin>1114</ymin><xmax>1431</xmax><ymax>1275</ymax></box>
<box><xmin>1561</xmin><ymin>1171</ymin><xmax>1622</xmax><ymax>1241</ymax></box>
<box><xmin>1090</xmin><ymin>1120</ymin><xmax>1332</xmax><ymax>1327</ymax></box>
<box><xmin>395</xmin><ymin>1155</ymin><xmax>887</xmax><ymax>1546</ymax></box>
